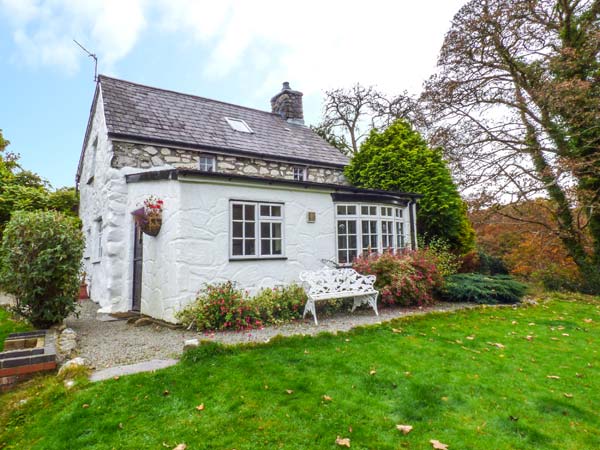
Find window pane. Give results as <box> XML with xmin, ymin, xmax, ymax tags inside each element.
<box><xmin>232</xmin><ymin>222</ymin><xmax>243</xmax><ymax>238</ymax></box>
<box><xmin>244</xmin><ymin>204</ymin><xmax>255</xmax><ymax>220</ymax></box>
<box><xmin>273</xmin><ymin>239</ymin><xmax>282</xmax><ymax>255</ymax></box>
<box><xmin>349</xmin><ymin>235</ymin><xmax>357</xmax><ymax>249</ymax></box>
<box><xmin>370</xmin><ymin>221</ymin><xmax>377</xmax><ymax>233</ymax></box>
<box><xmin>260</xmin><ymin>205</ymin><xmax>270</xmax><ymax>216</ymax></box>
<box><xmin>245</xmin><ymin>239</ymin><xmax>255</xmax><ymax>255</ymax></box>
<box><xmin>337</xmin><ymin>221</ymin><xmax>347</xmax><ymax>234</ymax></box>
<box><xmin>361</xmin><ymin>205</ymin><xmax>369</xmax><ymax>215</ymax></box>
<box><xmin>347</xmin><ymin>205</ymin><xmax>356</xmax><ymax>215</ymax></box>
<box><xmin>232</xmin><ymin>239</ymin><xmax>243</xmax><ymax>255</ymax></box>
<box><xmin>369</xmin><ymin>235</ymin><xmax>378</xmax><ymax>248</ymax></box>
<box><xmin>232</xmin><ymin>204</ymin><xmax>243</xmax><ymax>220</ymax></box>
<box><xmin>382</xmin><ymin>222</ymin><xmax>388</xmax><ymax>233</ymax></box>
<box><xmin>338</xmin><ymin>236</ymin><xmax>347</xmax><ymax>250</ymax></box>
<box><xmin>348</xmin><ymin>220</ymin><xmax>357</xmax><ymax>234</ymax></box>
<box><xmin>261</xmin><ymin>239</ymin><xmax>271</xmax><ymax>255</ymax></box>
<box><xmin>338</xmin><ymin>250</ymin><xmax>347</xmax><ymax>264</ymax></box>
<box><xmin>272</xmin><ymin>223</ymin><xmax>282</xmax><ymax>238</ymax></box>
<box><xmin>244</xmin><ymin>222</ymin><xmax>255</xmax><ymax>238</ymax></box>
<box><xmin>271</xmin><ymin>206</ymin><xmax>281</xmax><ymax>217</ymax></box>
<box><xmin>348</xmin><ymin>249</ymin><xmax>357</xmax><ymax>261</ymax></box>
<box><xmin>362</xmin><ymin>221</ymin><xmax>369</xmax><ymax>233</ymax></box>
<box><xmin>261</xmin><ymin>222</ymin><xmax>270</xmax><ymax>238</ymax></box>
<box><xmin>337</xmin><ymin>205</ymin><xmax>346</xmax><ymax>215</ymax></box>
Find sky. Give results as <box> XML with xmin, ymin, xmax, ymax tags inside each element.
<box><xmin>0</xmin><ymin>0</ymin><xmax>466</xmax><ymax>189</ymax></box>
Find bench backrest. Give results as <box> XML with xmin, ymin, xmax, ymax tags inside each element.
<box><xmin>299</xmin><ymin>268</ymin><xmax>376</xmax><ymax>297</ymax></box>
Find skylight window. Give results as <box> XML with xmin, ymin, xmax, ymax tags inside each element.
<box><xmin>225</xmin><ymin>117</ymin><xmax>253</xmax><ymax>133</ymax></box>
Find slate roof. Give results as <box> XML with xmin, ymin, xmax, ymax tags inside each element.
<box><xmin>98</xmin><ymin>75</ymin><xmax>349</xmax><ymax>167</ymax></box>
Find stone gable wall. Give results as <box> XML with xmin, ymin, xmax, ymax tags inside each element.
<box><xmin>111</xmin><ymin>141</ymin><xmax>348</xmax><ymax>185</ymax></box>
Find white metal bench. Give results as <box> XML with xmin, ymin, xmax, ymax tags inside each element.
<box><xmin>299</xmin><ymin>268</ymin><xmax>379</xmax><ymax>325</ymax></box>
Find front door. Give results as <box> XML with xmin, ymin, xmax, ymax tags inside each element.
<box><xmin>132</xmin><ymin>222</ymin><xmax>143</xmax><ymax>312</ymax></box>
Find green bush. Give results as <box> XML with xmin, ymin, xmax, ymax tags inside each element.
<box><xmin>419</xmin><ymin>236</ymin><xmax>461</xmax><ymax>277</ymax></box>
<box><xmin>252</xmin><ymin>284</ymin><xmax>306</xmax><ymax>325</ymax></box>
<box><xmin>0</xmin><ymin>211</ymin><xmax>84</xmax><ymax>327</ymax></box>
<box><xmin>477</xmin><ymin>251</ymin><xmax>509</xmax><ymax>275</ymax></box>
<box><xmin>438</xmin><ymin>274</ymin><xmax>527</xmax><ymax>304</ymax></box>
<box><xmin>177</xmin><ymin>282</ymin><xmax>309</xmax><ymax>331</ymax></box>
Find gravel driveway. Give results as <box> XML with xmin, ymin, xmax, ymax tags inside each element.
<box><xmin>66</xmin><ymin>300</ymin><xmax>474</xmax><ymax>369</ymax></box>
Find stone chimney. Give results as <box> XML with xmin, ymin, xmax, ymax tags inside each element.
<box><xmin>270</xmin><ymin>82</ymin><xmax>304</xmax><ymax>125</ymax></box>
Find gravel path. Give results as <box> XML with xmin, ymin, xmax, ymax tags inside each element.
<box><xmin>66</xmin><ymin>300</ymin><xmax>475</xmax><ymax>370</ymax></box>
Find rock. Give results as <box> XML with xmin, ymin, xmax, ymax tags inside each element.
<box><xmin>134</xmin><ymin>317</ymin><xmax>154</xmax><ymax>327</ymax></box>
<box><xmin>183</xmin><ymin>339</ymin><xmax>199</xmax><ymax>352</ymax></box>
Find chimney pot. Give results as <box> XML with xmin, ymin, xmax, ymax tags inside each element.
<box><xmin>282</xmin><ymin>81</ymin><xmax>290</xmax><ymax>90</ymax></box>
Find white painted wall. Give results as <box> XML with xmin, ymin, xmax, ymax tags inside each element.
<box><xmin>126</xmin><ymin>176</ymin><xmax>337</xmax><ymax>322</ymax></box>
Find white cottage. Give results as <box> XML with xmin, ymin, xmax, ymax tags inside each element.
<box><xmin>77</xmin><ymin>76</ymin><xmax>420</xmax><ymax>322</ymax></box>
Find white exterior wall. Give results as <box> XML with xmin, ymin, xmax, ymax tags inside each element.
<box><xmin>126</xmin><ymin>176</ymin><xmax>337</xmax><ymax>323</ymax></box>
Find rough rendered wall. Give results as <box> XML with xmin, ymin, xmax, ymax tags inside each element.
<box><xmin>111</xmin><ymin>142</ymin><xmax>348</xmax><ymax>185</ymax></box>
<box><xmin>127</xmin><ymin>177</ymin><xmax>337</xmax><ymax>323</ymax></box>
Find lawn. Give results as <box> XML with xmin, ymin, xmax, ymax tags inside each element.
<box><xmin>1</xmin><ymin>293</ymin><xmax>599</xmax><ymax>449</ymax></box>
<box><xmin>0</xmin><ymin>306</ymin><xmax>32</xmax><ymax>351</ymax></box>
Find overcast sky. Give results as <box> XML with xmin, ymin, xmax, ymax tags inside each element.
<box><xmin>0</xmin><ymin>0</ymin><xmax>466</xmax><ymax>188</ymax></box>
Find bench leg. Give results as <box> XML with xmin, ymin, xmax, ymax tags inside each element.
<box><xmin>368</xmin><ymin>293</ymin><xmax>379</xmax><ymax>316</ymax></box>
<box><xmin>303</xmin><ymin>299</ymin><xmax>318</xmax><ymax>325</ymax></box>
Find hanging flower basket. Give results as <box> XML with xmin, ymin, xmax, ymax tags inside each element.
<box><xmin>132</xmin><ymin>196</ymin><xmax>164</xmax><ymax>237</ymax></box>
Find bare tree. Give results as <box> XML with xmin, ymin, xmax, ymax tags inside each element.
<box><xmin>422</xmin><ymin>0</ymin><xmax>600</xmax><ymax>287</ymax></box>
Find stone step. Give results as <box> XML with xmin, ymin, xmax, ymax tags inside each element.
<box><xmin>89</xmin><ymin>359</ymin><xmax>179</xmax><ymax>382</ymax></box>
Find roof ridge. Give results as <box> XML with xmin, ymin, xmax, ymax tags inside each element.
<box><xmin>98</xmin><ymin>74</ymin><xmax>284</xmax><ymax>119</ymax></box>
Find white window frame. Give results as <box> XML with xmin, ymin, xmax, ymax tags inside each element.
<box><xmin>93</xmin><ymin>218</ymin><xmax>103</xmax><ymax>263</ymax></box>
<box><xmin>293</xmin><ymin>166</ymin><xmax>307</xmax><ymax>181</ymax></box>
<box><xmin>225</xmin><ymin>117</ymin><xmax>254</xmax><ymax>133</ymax></box>
<box><xmin>230</xmin><ymin>200</ymin><xmax>285</xmax><ymax>260</ymax></box>
<box><xmin>199</xmin><ymin>154</ymin><xmax>216</xmax><ymax>172</ymax></box>
<box><xmin>334</xmin><ymin>203</ymin><xmax>411</xmax><ymax>265</ymax></box>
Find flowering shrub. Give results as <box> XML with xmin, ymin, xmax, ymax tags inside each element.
<box><xmin>143</xmin><ymin>195</ymin><xmax>164</xmax><ymax>215</ymax></box>
<box><xmin>176</xmin><ymin>282</ymin><xmax>260</xmax><ymax>331</ymax></box>
<box><xmin>177</xmin><ymin>282</ymin><xmax>308</xmax><ymax>331</ymax></box>
<box><xmin>353</xmin><ymin>250</ymin><xmax>442</xmax><ymax>307</ymax></box>
<box><xmin>252</xmin><ymin>284</ymin><xmax>306</xmax><ymax>325</ymax></box>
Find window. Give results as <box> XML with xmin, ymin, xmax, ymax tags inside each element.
<box><xmin>231</xmin><ymin>201</ymin><xmax>284</xmax><ymax>259</ymax></box>
<box><xmin>94</xmin><ymin>218</ymin><xmax>103</xmax><ymax>261</ymax></box>
<box><xmin>335</xmin><ymin>204</ymin><xmax>410</xmax><ymax>265</ymax></box>
<box><xmin>293</xmin><ymin>166</ymin><xmax>306</xmax><ymax>181</ymax></box>
<box><xmin>225</xmin><ymin>117</ymin><xmax>253</xmax><ymax>133</ymax></box>
<box><xmin>199</xmin><ymin>154</ymin><xmax>216</xmax><ymax>172</ymax></box>
<box><xmin>87</xmin><ymin>136</ymin><xmax>98</xmax><ymax>184</ymax></box>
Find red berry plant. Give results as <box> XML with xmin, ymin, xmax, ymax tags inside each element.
<box><xmin>353</xmin><ymin>250</ymin><xmax>443</xmax><ymax>307</ymax></box>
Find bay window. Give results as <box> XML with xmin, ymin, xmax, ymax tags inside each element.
<box><xmin>335</xmin><ymin>203</ymin><xmax>411</xmax><ymax>264</ymax></box>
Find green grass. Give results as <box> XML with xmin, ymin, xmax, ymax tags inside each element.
<box><xmin>1</xmin><ymin>293</ymin><xmax>599</xmax><ymax>449</ymax></box>
<box><xmin>0</xmin><ymin>306</ymin><xmax>32</xmax><ymax>351</ymax></box>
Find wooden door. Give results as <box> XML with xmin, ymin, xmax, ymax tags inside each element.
<box><xmin>132</xmin><ymin>222</ymin><xmax>143</xmax><ymax>312</ymax></box>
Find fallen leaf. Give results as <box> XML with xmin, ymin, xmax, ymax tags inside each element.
<box><xmin>196</xmin><ymin>404</ymin><xmax>205</xmax><ymax>411</ymax></box>
<box><xmin>304</xmin><ymin>350</ymin><xmax>309</xmax><ymax>354</ymax></box>
<box><xmin>488</xmin><ymin>342</ymin><xmax>505</xmax><ymax>349</ymax></box>
<box><xmin>509</xmin><ymin>415</ymin><xmax>519</xmax><ymax>421</ymax></box>
<box><xmin>441</xmin><ymin>396</ymin><xmax>449</xmax><ymax>402</ymax></box>
<box><xmin>557</xmin><ymin>326</ymin><xmax>565</xmax><ymax>330</ymax></box>
<box><xmin>430</xmin><ymin>439</ymin><xmax>449</xmax><ymax>449</ymax></box>
<box><xmin>323</xmin><ymin>395</ymin><xmax>333</xmax><ymax>401</ymax></box>
<box><xmin>82</xmin><ymin>404</ymin><xmax>89</xmax><ymax>409</ymax></box>
<box><xmin>528</xmin><ymin>322</ymin><xmax>535</xmax><ymax>326</ymax></box>
<box><xmin>286</xmin><ymin>389</ymin><xmax>294</xmax><ymax>394</ymax></box>
<box><xmin>584</xmin><ymin>318</ymin><xmax>593</xmax><ymax>323</ymax></box>
<box><xmin>163</xmin><ymin>390</ymin><xmax>170</xmax><ymax>396</ymax></box>
<box><xmin>562</xmin><ymin>333</ymin><xmax>570</xmax><ymax>336</ymax></box>
<box><xmin>547</xmin><ymin>375</ymin><xmax>561</xmax><ymax>379</ymax></box>
<box><xmin>348</xmin><ymin>426</ymin><xmax>353</xmax><ymax>433</ymax></box>
<box><xmin>396</xmin><ymin>424</ymin><xmax>413</xmax><ymax>434</ymax></box>
<box><xmin>113</xmin><ymin>376</ymin><xmax>120</xmax><ymax>381</ymax></box>
<box><xmin>466</xmin><ymin>335</ymin><xmax>475</xmax><ymax>340</ymax></box>
<box><xmin>345</xmin><ymin>339</ymin><xmax>350</xmax><ymax>342</ymax></box>
<box><xmin>551</xmin><ymin>337</ymin><xmax>559</xmax><ymax>341</ymax></box>
<box><xmin>369</xmin><ymin>370</ymin><xmax>377</xmax><ymax>376</ymax></box>
<box><xmin>392</xmin><ymin>328</ymin><xmax>402</xmax><ymax>333</ymax></box>
<box><xmin>564</xmin><ymin>393</ymin><xmax>573</xmax><ymax>398</ymax></box>
<box><xmin>511</xmin><ymin>321</ymin><xmax>517</xmax><ymax>325</ymax></box>
<box><xmin>576</xmin><ymin>373</ymin><xmax>583</xmax><ymax>378</ymax></box>
<box><xmin>525</xmin><ymin>335</ymin><xmax>534</xmax><ymax>341</ymax></box>
<box><xmin>173</xmin><ymin>445</ymin><xmax>187</xmax><ymax>450</ymax></box>
<box><xmin>335</xmin><ymin>436</ymin><xmax>351</xmax><ymax>447</ymax></box>
<box><xmin>118</xmin><ymin>423</ymin><xmax>123</xmax><ymax>429</ymax></box>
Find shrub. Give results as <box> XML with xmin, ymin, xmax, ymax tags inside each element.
<box><xmin>176</xmin><ymin>282</ymin><xmax>260</xmax><ymax>331</ymax></box>
<box><xmin>477</xmin><ymin>250</ymin><xmax>509</xmax><ymax>275</ymax></box>
<box><xmin>353</xmin><ymin>250</ymin><xmax>443</xmax><ymax>307</ymax></box>
<box><xmin>438</xmin><ymin>274</ymin><xmax>527</xmax><ymax>304</ymax></box>
<box><xmin>252</xmin><ymin>284</ymin><xmax>306</xmax><ymax>325</ymax></box>
<box><xmin>0</xmin><ymin>211</ymin><xmax>84</xmax><ymax>328</ymax></box>
<box><xmin>177</xmin><ymin>282</ymin><xmax>309</xmax><ymax>331</ymax></box>
<box><xmin>418</xmin><ymin>236</ymin><xmax>461</xmax><ymax>277</ymax></box>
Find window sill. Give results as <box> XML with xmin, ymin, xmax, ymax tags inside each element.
<box><xmin>229</xmin><ymin>257</ymin><xmax>288</xmax><ymax>262</ymax></box>
<box><xmin>92</xmin><ymin>259</ymin><xmax>101</xmax><ymax>265</ymax></box>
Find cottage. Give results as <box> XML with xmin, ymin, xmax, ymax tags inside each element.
<box><xmin>77</xmin><ymin>76</ymin><xmax>420</xmax><ymax>322</ymax></box>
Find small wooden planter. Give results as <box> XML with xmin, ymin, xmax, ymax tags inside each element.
<box><xmin>142</xmin><ymin>213</ymin><xmax>162</xmax><ymax>237</ymax></box>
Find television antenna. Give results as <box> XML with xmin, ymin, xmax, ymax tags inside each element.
<box><xmin>73</xmin><ymin>39</ymin><xmax>98</xmax><ymax>82</ymax></box>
